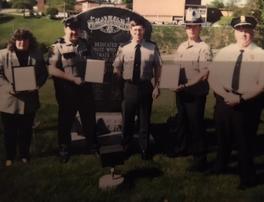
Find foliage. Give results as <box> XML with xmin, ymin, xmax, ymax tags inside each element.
<box><xmin>1</xmin><ymin>0</ymin><xmax>12</xmax><ymax>8</ymax></box>
<box><xmin>46</xmin><ymin>7</ymin><xmax>59</xmax><ymax>19</ymax></box>
<box><xmin>12</xmin><ymin>0</ymin><xmax>35</xmax><ymax>10</ymax></box>
<box><xmin>216</xmin><ymin>16</ymin><xmax>233</xmax><ymax>27</ymax></box>
<box><xmin>46</xmin><ymin>0</ymin><xmax>76</xmax><ymax>12</ymax></box>
<box><xmin>12</xmin><ymin>0</ymin><xmax>36</xmax><ymax>17</ymax></box>
<box><xmin>209</xmin><ymin>0</ymin><xmax>224</xmax><ymax>8</ymax></box>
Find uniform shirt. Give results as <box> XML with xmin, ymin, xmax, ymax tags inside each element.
<box><xmin>113</xmin><ymin>40</ymin><xmax>162</xmax><ymax>81</ymax></box>
<box><xmin>210</xmin><ymin>43</ymin><xmax>264</xmax><ymax>93</ymax></box>
<box><xmin>175</xmin><ymin>40</ymin><xmax>212</xmax><ymax>94</ymax></box>
<box><xmin>48</xmin><ymin>38</ymin><xmax>89</xmax><ymax>80</ymax></box>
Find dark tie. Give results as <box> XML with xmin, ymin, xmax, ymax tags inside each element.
<box><xmin>132</xmin><ymin>44</ymin><xmax>141</xmax><ymax>83</ymax></box>
<box><xmin>178</xmin><ymin>68</ymin><xmax>188</xmax><ymax>85</ymax></box>
<box><xmin>231</xmin><ymin>49</ymin><xmax>244</xmax><ymax>92</ymax></box>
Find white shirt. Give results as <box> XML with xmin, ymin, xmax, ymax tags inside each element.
<box><xmin>210</xmin><ymin>43</ymin><xmax>264</xmax><ymax>93</ymax></box>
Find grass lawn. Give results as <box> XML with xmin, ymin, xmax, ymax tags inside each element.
<box><xmin>1</xmin><ymin>13</ymin><xmax>264</xmax><ymax>202</ymax></box>
<box><xmin>0</xmin><ymin>14</ymin><xmax>64</xmax><ymax>49</ymax></box>
<box><xmin>0</xmin><ymin>79</ymin><xmax>264</xmax><ymax>202</ymax></box>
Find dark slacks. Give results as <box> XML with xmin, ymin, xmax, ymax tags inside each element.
<box><xmin>214</xmin><ymin>94</ymin><xmax>262</xmax><ymax>183</ymax></box>
<box><xmin>1</xmin><ymin>112</ymin><xmax>35</xmax><ymax>160</ymax></box>
<box><xmin>54</xmin><ymin>80</ymin><xmax>96</xmax><ymax>148</ymax></box>
<box><xmin>176</xmin><ymin>92</ymin><xmax>207</xmax><ymax>160</ymax></box>
<box><xmin>122</xmin><ymin>81</ymin><xmax>153</xmax><ymax>151</ymax></box>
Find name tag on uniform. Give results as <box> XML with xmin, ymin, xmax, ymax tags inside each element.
<box><xmin>159</xmin><ymin>64</ymin><xmax>180</xmax><ymax>89</ymax></box>
<box><xmin>85</xmin><ymin>59</ymin><xmax>105</xmax><ymax>83</ymax></box>
<box><xmin>12</xmin><ymin>66</ymin><xmax>37</xmax><ymax>92</ymax></box>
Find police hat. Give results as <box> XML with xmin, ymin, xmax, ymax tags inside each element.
<box><xmin>184</xmin><ymin>8</ymin><xmax>204</xmax><ymax>25</ymax></box>
<box><xmin>230</xmin><ymin>16</ymin><xmax>257</xmax><ymax>29</ymax></box>
<box><xmin>63</xmin><ymin>16</ymin><xmax>80</xmax><ymax>29</ymax></box>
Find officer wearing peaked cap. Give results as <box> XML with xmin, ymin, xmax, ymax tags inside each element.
<box><xmin>209</xmin><ymin>15</ymin><xmax>264</xmax><ymax>189</ymax></box>
<box><xmin>169</xmin><ymin>8</ymin><xmax>212</xmax><ymax>172</ymax></box>
<box><xmin>48</xmin><ymin>16</ymin><xmax>97</xmax><ymax>163</ymax></box>
<box><xmin>113</xmin><ymin>18</ymin><xmax>162</xmax><ymax>160</ymax></box>
<box><xmin>230</xmin><ymin>15</ymin><xmax>257</xmax><ymax>29</ymax></box>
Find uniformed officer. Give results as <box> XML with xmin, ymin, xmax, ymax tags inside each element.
<box><xmin>48</xmin><ymin>17</ymin><xmax>96</xmax><ymax>162</ymax></box>
<box><xmin>113</xmin><ymin>18</ymin><xmax>162</xmax><ymax>160</ymax></box>
<box><xmin>209</xmin><ymin>16</ymin><xmax>264</xmax><ymax>189</ymax></box>
<box><xmin>171</xmin><ymin>8</ymin><xmax>212</xmax><ymax>172</ymax></box>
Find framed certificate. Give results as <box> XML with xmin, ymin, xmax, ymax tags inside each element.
<box><xmin>12</xmin><ymin>66</ymin><xmax>37</xmax><ymax>92</ymax></box>
<box><xmin>85</xmin><ymin>59</ymin><xmax>105</xmax><ymax>83</ymax></box>
<box><xmin>159</xmin><ymin>64</ymin><xmax>180</xmax><ymax>89</ymax></box>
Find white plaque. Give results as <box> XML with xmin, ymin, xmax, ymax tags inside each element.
<box><xmin>85</xmin><ymin>59</ymin><xmax>105</xmax><ymax>83</ymax></box>
<box><xmin>159</xmin><ymin>64</ymin><xmax>180</xmax><ymax>89</ymax></box>
<box><xmin>12</xmin><ymin>66</ymin><xmax>37</xmax><ymax>92</ymax></box>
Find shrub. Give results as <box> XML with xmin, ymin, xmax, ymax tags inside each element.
<box><xmin>46</xmin><ymin>7</ymin><xmax>59</xmax><ymax>19</ymax></box>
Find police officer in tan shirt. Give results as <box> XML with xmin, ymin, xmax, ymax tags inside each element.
<box><xmin>113</xmin><ymin>18</ymin><xmax>162</xmax><ymax>160</ymax></box>
<box><xmin>171</xmin><ymin>9</ymin><xmax>212</xmax><ymax>172</ymax></box>
<box><xmin>48</xmin><ymin>17</ymin><xmax>96</xmax><ymax>162</ymax></box>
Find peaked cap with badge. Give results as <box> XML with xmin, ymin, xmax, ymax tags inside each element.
<box><xmin>230</xmin><ymin>16</ymin><xmax>257</xmax><ymax>29</ymax></box>
<box><xmin>184</xmin><ymin>8</ymin><xmax>204</xmax><ymax>25</ymax></box>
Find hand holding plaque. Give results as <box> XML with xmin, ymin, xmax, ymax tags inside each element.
<box><xmin>12</xmin><ymin>66</ymin><xmax>37</xmax><ymax>92</ymax></box>
<box><xmin>159</xmin><ymin>64</ymin><xmax>180</xmax><ymax>89</ymax></box>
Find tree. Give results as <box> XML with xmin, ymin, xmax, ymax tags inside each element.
<box><xmin>65</xmin><ymin>0</ymin><xmax>76</xmax><ymax>11</ymax></box>
<box><xmin>246</xmin><ymin>0</ymin><xmax>264</xmax><ymax>47</ymax></box>
<box><xmin>122</xmin><ymin>0</ymin><xmax>132</xmax><ymax>9</ymax></box>
<box><xmin>12</xmin><ymin>0</ymin><xmax>35</xmax><ymax>16</ymax></box>
<box><xmin>209</xmin><ymin>0</ymin><xmax>224</xmax><ymax>8</ymax></box>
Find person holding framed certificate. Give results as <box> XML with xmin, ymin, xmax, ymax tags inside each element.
<box><xmin>171</xmin><ymin>8</ymin><xmax>212</xmax><ymax>172</ymax></box>
<box><xmin>0</xmin><ymin>29</ymin><xmax>48</xmax><ymax>167</ymax></box>
<box><xmin>48</xmin><ymin>17</ymin><xmax>97</xmax><ymax>163</ymax></box>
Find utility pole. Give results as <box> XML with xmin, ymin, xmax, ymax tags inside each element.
<box><xmin>64</xmin><ymin>0</ymin><xmax>66</xmax><ymax>20</ymax></box>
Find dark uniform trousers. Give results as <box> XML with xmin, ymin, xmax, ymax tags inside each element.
<box><xmin>176</xmin><ymin>91</ymin><xmax>207</xmax><ymax>161</ymax></box>
<box><xmin>214</xmin><ymin>94</ymin><xmax>262</xmax><ymax>183</ymax></box>
<box><xmin>53</xmin><ymin>78</ymin><xmax>96</xmax><ymax>148</ymax></box>
<box><xmin>122</xmin><ymin>80</ymin><xmax>153</xmax><ymax>151</ymax></box>
<box><xmin>1</xmin><ymin>112</ymin><xmax>35</xmax><ymax>160</ymax></box>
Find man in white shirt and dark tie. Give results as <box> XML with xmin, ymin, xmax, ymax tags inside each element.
<box><xmin>209</xmin><ymin>16</ymin><xmax>264</xmax><ymax>189</ymax></box>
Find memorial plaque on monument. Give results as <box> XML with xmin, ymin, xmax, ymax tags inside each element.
<box><xmin>76</xmin><ymin>7</ymin><xmax>152</xmax><ymax>112</ymax></box>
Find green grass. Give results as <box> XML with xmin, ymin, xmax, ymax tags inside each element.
<box><xmin>0</xmin><ymin>15</ymin><xmax>64</xmax><ymax>49</ymax></box>
<box><xmin>1</xmin><ymin>14</ymin><xmax>264</xmax><ymax>202</ymax></box>
<box><xmin>1</xmin><ymin>80</ymin><xmax>264</xmax><ymax>202</ymax></box>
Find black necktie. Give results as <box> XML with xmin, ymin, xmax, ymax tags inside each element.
<box><xmin>178</xmin><ymin>68</ymin><xmax>188</xmax><ymax>85</ymax></box>
<box><xmin>132</xmin><ymin>44</ymin><xmax>141</xmax><ymax>83</ymax></box>
<box><xmin>231</xmin><ymin>49</ymin><xmax>244</xmax><ymax>92</ymax></box>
